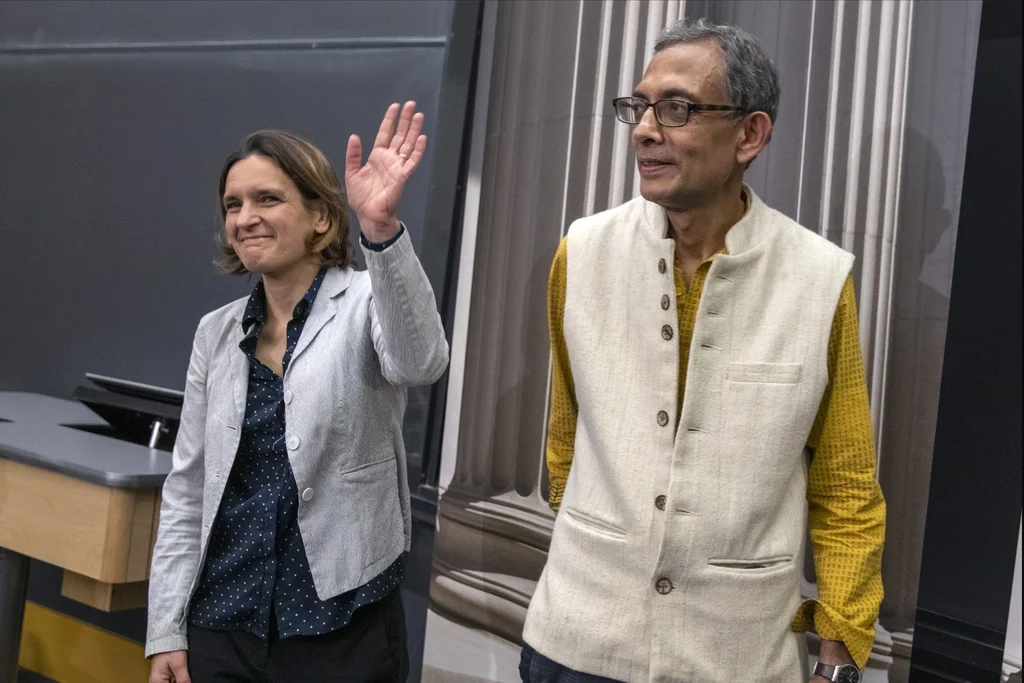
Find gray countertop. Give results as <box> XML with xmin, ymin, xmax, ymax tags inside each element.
<box><xmin>0</xmin><ymin>392</ymin><xmax>172</xmax><ymax>488</ymax></box>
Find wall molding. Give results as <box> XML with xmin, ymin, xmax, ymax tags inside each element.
<box><xmin>0</xmin><ymin>36</ymin><xmax>447</xmax><ymax>55</ymax></box>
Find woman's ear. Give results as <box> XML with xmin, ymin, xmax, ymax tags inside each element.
<box><xmin>312</xmin><ymin>201</ymin><xmax>331</xmax><ymax>235</ymax></box>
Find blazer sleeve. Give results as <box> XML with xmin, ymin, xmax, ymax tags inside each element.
<box><xmin>362</xmin><ymin>225</ymin><xmax>450</xmax><ymax>387</ymax></box>
<box><xmin>145</xmin><ymin>319</ymin><xmax>210</xmax><ymax>658</ymax></box>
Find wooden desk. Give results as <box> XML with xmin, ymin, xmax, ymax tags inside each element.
<box><xmin>0</xmin><ymin>392</ymin><xmax>171</xmax><ymax>681</ymax></box>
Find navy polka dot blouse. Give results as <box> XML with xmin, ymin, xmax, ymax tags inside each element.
<box><xmin>188</xmin><ymin>266</ymin><xmax>403</xmax><ymax>640</ymax></box>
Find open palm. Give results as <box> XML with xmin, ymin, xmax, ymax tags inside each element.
<box><xmin>345</xmin><ymin>101</ymin><xmax>427</xmax><ymax>241</ymax></box>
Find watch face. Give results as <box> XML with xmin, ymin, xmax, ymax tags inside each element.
<box><xmin>836</xmin><ymin>666</ymin><xmax>861</xmax><ymax>683</ymax></box>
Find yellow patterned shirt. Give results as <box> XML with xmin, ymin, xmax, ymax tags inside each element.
<box><xmin>546</xmin><ymin>228</ymin><xmax>886</xmax><ymax>668</ymax></box>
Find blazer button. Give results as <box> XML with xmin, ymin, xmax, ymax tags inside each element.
<box><xmin>655</xmin><ymin>495</ymin><xmax>667</xmax><ymax>511</ymax></box>
<box><xmin>284</xmin><ymin>390</ymin><xmax>294</xmax><ymax>404</ymax></box>
<box><xmin>301</xmin><ymin>488</ymin><xmax>314</xmax><ymax>502</ymax></box>
<box><xmin>655</xmin><ymin>577</ymin><xmax>673</xmax><ymax>594</ymax></box>
<box><xmin>287</xmin><ymin>436</ymin><xmax>301</xmax><ymax>450</ymax></box>
<box><xmin>661</xmin><ymin>325</ymin><xmax>674</xmax><ymax>341</ymax></box>
<box><xmin>661</xmin><ymin>294</ymin><xmax>670</xmax><ymax>310</ymax></box>
<box><xmin>658</xmin><ymin>258</ymin><xmax>667</xmax><ymax>274</ymax></box>
<box><xmin>657</xmin><ymin>410</ymin><xmax>669</xmax><ymax>427</ymax></box>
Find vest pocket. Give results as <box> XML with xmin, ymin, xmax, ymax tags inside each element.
<box><xmin>726</xmin><ymin>362</ymin><xmax>803</xmax><ymax>384</ymax></box>
<box><xmin>563</xmin><ymin>507</ymin><xmax>627</xmax><ymax>540</ymax></box>
<box><xmin>708</xmin><ymin>555</ymin><xmax>793</xmax><ymax>573</ymax></box>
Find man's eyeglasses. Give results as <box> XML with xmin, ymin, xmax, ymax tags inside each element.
<box><xmin>612</xmin><ymin>97</ymin><xmax>748</xmax><ymax>128</ymax></box>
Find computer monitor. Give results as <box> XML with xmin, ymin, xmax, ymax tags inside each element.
<box><xmin>74</xmin><ymin>373</ymin><xmax>184</xmax><ymax>450</ymax></box>
<box><xmin>85</xmin><ymin>372</ymin><xmax>184</xmax><ymax>406</ymax></box>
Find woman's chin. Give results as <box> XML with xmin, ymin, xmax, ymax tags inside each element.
<box><xmin>239</xmin><ymin>256</ymin><xmax>270</xmax><ymax>274</ymax></box>
<box><xmin>238</xmin><ymin>248</ymin><xmax>313</xmax><ymax>277</ymax></box>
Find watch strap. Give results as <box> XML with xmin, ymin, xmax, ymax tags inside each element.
<box><xmin>813</xmin><ymin>661</ymin><xmax>837</xmax><ymax>681</ymax></box>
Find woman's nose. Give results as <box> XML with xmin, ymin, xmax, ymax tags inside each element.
<box><xmin>236</xmin><ymin>202</ymin><xmax>260</xmax><ymax>227</ymax></box>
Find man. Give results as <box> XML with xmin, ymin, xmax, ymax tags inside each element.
<box><xmin>521</xmin><ymin>18</ymin><xmax>885</xmax><ymax>683</ymax></box>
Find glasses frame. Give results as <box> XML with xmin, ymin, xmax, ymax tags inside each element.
<box><xmin>611</xmin><ymin>96</ymin><xmax>748</xmax><ymax>128</ymax></box>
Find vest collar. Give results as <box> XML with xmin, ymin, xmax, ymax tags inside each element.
<box><xmin>639</xmin><ymin>184</ymin><xmax>773</xmax><ymax>257</ymax></box>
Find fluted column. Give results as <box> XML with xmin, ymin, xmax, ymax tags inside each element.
<box><xmin>430</xmin><ymin>0</ymin><xmax>579</xmax><ymax>644</ymax></box>
<box><xmin>429</xmin><ymin>3</ymin><xmax>981</xmax><ymax>682</ymax></box>
<box><xmin>800</xmin><ymin>4</ymin><xmax>913</xmax><ymax>671</ymax></box>
<box><xmin>430</xmin><ymin>0</ymin><xmax>684</xmax><ymax>646</ymax></box>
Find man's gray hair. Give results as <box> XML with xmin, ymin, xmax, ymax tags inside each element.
<box><xmin>654</xmin><ymin>18</ymin><xmax>780</xmax><ymax>123</ymax></box>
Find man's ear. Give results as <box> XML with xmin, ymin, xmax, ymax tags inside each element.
<box><xmin>737</xmin><ymin>111</ymin><xmax>773</xmax><ymax>166</ymax></box>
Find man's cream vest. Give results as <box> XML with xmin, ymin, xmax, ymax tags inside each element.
<box><xmin>523</xmin><ymin>189</ymin><xmax>854</xmax><ymax>682</ymax></box>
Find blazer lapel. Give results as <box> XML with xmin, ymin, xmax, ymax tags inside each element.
<box><xmin>289</xmin><ymin>267</ymin><xmax>354</xmax><ymax>373</ymax></box>
<box><xmin>228</xmin><ymin>312</ymin><xmax>249</xmax><ymax>418</ymax></box>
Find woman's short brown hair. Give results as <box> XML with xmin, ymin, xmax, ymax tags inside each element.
<box><xmin>215</xmin><ymin>130</ymin><xmax>354</xmax><ymax>274</ymax></box>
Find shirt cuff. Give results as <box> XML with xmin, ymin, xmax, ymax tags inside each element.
<box><xmin>547</xmin><ymin>478</ymin><xmax>565</xmax><ymax>513</ymax></box>
<box><xmin>360</xmin><ymin>224</ymin><xmax>406</xmax><ymax>252</ymax></box>
<box><xmin>792</xmin><ymin>598</ymin><xmax>876</xmax><ymax>670</ymax></box>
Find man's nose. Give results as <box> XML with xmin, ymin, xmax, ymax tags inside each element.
<box><xmin>632</xmin><ymin>106</ymin><xmax>663</xmax><ymax>145</ymax></box>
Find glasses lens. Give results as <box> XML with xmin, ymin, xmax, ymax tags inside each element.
<box><xmin>655</xmin><ymin>100</ymin><xmax>690</xmax><ymax>126</ymax></box>
<box><xmin>615</xmin><ymin>98</ymin><xmax>647</xmax><ymax>124</ymax></box>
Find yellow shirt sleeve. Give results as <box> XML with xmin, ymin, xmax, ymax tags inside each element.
<box><xmin>546</xmin><ymin>237</ymin><xmax>576</xmax><ymax>512</ymax></box>
<box><xmin>792</xmin><ymin>274</ymin><xmax>887</xmax><ymax>669</ymax></box>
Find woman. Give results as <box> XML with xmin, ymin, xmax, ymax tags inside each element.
<box><xmin>147</xmin><ymin>102</ymin><xmax>448</xmax><ymax>683</ymax></box>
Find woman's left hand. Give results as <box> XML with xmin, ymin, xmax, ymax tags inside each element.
<box><xmin>345</xmin><ymin>101</ymin><xmax>427</xmax><ymax>243</ymax></box>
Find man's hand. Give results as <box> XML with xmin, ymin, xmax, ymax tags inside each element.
<box><xmin>150</xmin><ymin>650</ymin><xmax>190</xmax><ymax>683</ymax></box>
<box><xmin>811</xmin><ymin>639</ymin><xmax>856</xmax><ymax>682</ymax></box>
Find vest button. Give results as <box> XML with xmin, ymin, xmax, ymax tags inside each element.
<box><xmin>661</xmin><ymin>294</ymin><xmax>670</xmax><ymax>310</ymax></box>
<box><xmin>655</xmin><ymin>495</ymin><xmax>667</xmax><ymax>511</ymax></box>
<box><xmin>656</xmin><ymin>410</ymin><xmax>669</xmax><ymax>427</ymax></box>
<box><xmin>658</xmin><ymin>258</ymin><xmax>667</xmax><ymax>274</ymax></box>
<box><xmin>655</xmin><ymin>577</ymin><xmax>673</xmax><ymax>594</ymax></box>
<box><xmin>661</xmin><ymin>325</ymin><xmax>674</xmax><ymax>341</ymax></box>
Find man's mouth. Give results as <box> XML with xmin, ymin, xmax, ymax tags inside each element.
<box><xmin>637</xmin><ymin>159</ymin><xmax>673</xmax><ymax>174</ymax></box>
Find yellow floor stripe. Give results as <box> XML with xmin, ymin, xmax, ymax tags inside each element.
<box><xmin>19</xmin><ymin>601</ymin><xmax>149</xmax><ymax>683</ymax></box>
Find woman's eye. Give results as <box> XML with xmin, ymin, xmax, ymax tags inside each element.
<box><xmin>259</xmin><ymin>195</ymin><xmax>280</xmax><ymax>204</ymax></box>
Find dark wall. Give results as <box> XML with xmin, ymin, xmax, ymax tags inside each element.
<box><xmin>0</xmin><ymin>0</ymin><xmax>469</xmax><ymax>515</ymax></box>
<box><xmin>910</xmin><ymin>0</ymin><xmax>1023</xmax><ymax>680</ymax></box>
<box><xmin>0</xmin><ymin>0</ymin><xmax>465</xmax><ymax>645</ymax></box>
<box><xmin>0</xmin><ymin>0</ymin><xmax>452</xmax><ymax>397</ymax></box>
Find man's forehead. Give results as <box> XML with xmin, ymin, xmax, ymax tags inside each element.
<box><xmin>635</xmin><ymin>42</ymin><xmax>726</xmax><ymax>101</ymax></box>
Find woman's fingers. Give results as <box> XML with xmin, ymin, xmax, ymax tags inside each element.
<box><xmin>390</xmin><ymin>101</ymin><xmax>417</xmax><ymax>151</ymax></box>
<box><xmin>404</xmin><ymin>134</ymin><xmax>428</xmax><ymax>173</ymax></box>
<box><xmin>344</xmin><ymin>134</ymin><xmax>363</xmax><ymax>182</ymax></box>
<box><xmin>399</xmin><ymin>112</ymin><xmax>425</xmax><ymax>160</ymax></box>
<box><xmin>373</xmin><ymin>103</ymin><xmax>400</xmax><ymax>149</ymax></box>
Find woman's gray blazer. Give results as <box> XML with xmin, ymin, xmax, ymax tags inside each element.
<box><xmin>146</xmin><ymin>230</ymin><xmax>449</xmax><ymax>657</ymax></box>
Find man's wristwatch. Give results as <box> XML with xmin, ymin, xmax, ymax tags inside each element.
<box><xmin>812</xmin><ymin>661</ymin><xmax>861</xmax><ymax>683</ymax></box>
